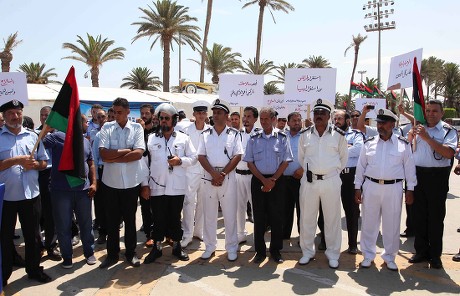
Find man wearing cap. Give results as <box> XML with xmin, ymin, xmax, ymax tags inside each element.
<box><xmin>197</xmin><ymin>99</ymin><xmax>243</xmax><ymax>262</ymax></box>
<box><xmin>175</xmin><ymin>109</ymin><xmax>191</xmax><ymax>132</ymax></box>
<box><xmin>0</xmin><ymin>100</ymin><xmax>52</xmax><ymax>285</ymax></box>
<box><xmin>298</xmin><ymin>99</ymin><xmax>348</xmax><ymax>269</ymax></box>
<box><xmin>98</xmin><ymin>97</ymin><xmax>148</xmax><ymax>268</ymax></box>
<box><xmin>236</xmin><ymin>106</ymin><xmax>260</xmax><ymax>244</ymax></box>
<box><xmin>143</xmin><ymin>103</ymin><xmax>196</xmax><ymax>263</ymax></box>
<box><xmin>355</xmin><ymin>109</ymin><xmax>416</xmax><ymax>271</ymax></box>
<box><xmin>407</xmin><ymin>99</ymin><xmax>458</xmax><ymax>269</ymax></box>
<box><xmin>333</xmin><ymin>110</ymin><xmax>364</xmax><ymax>255</ymax></box>
<box><xmin>244</xmin><ymin>107</ymin><xmax>293</xmax><ymax>264</ymax></box>
<box><xmin>357</xmin><ymin>105</ymin><xmax>405</xmax><ymax>139</ymax></box>
<box><xmin>180</xmin><ymin>100</ymin><xmax>210</xmax><ymax>247</ymax></box>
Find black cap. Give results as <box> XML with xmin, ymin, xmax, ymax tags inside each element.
<box><xmin>0</xmin><ymin>100</ymin><xmax>24</xmax><ymax>113</ymax></box>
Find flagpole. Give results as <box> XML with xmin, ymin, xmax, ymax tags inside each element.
<box><xmin>30</xmin><ymin>123</ymin><xmax>48</xmax><ymax>157</ymax></box>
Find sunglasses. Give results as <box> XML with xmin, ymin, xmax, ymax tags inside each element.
<box><xmin>159</xmin><ymin>116</ymin><xmax>171</xmax><ymax>121</ymax></box>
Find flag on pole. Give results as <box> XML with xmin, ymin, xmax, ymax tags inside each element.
<box><xmin>412</xmin><ymin>57</ymin><xmax>426</xmax><ymax>124</ymax></box>
<box><xmin>45</xmin><ymin>67</ymin><xmax>85</xmax><ymax>187</ymax></box>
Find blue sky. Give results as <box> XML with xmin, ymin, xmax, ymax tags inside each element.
<box><xmin>2</xmin><ymin>0</ymin><xmax>459</xmax><ymax>95</ymax></box>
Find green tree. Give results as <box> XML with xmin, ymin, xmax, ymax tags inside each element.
<box><xmin>344</xmin><ymin>34</ymin><xmax>367</xmax><ymax>98</ymax></box>
<box><xmin>18</xmin><ymin>62</ymin><xmax>59</xmax><ymax>84</ymax></box>
<box><xmin>241</xmin><ymin>0</ymin><xmax>294</xmax><ymax>73</ymax></box>
<box><xmin>200</xmin><ymin>0</ymin><xmax>214</xmax><ymax>83</ymax></box>
<box><xmin>0</xmin><ymin>32</ymin><xmax>23</xmax><ymax>72</ymax></box>
<box><xmin>272</xmin><ymin>62</ymin><xmax>300</xmax><ymax>85</ymax></box>
<box><xmin>421</xmin><ymin>56</ymin><xmax>445</xmax><ymax>99</ymax></box>
<box><xmin>132</xmin><ymin>0</ymin><xmax>201</xmax><ymax>92</ymax></box>
<box><xmin>335</xmin><ymin>93</ymin><xmax>354</xmax><ymax>111</ymax></box>
<box><xmin>264</xmin><ymin>82</ymin><xmax>282</xmax><ymax>94</ymax></box>
<box><xmin>120</xmin><ymin>67</ymin><xmax>162</xmax><ymax>90</ymax></box>
<box><xmin>302</xmin><ymin>55</ymin><xmax>330</xmax><ymax>68</ymax></box>
<box><xmin>62</xmin><ymin>33</ymin><xmax>125</xmax><ymax>87</ymax></box>
<box><xmin>240</xmin><ymin>58</ymin><xmax>275</xmax><ymax>75</ymax></box>
<box><xmin>441</xmin><ymin>62</ymin><xmax>460</xmax><ymax>109</ymax></box>
<box><xmin>190</xmin><ymin>43</ymin><xmax>242</xmax><ymax>84</ymax></box>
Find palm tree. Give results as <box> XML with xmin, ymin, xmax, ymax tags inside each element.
<box><xmin>200</xmin><ymin>0</ymin><xmax>214</xmax><ymax>83</ymax></box>
<box><xmin>62</xmin><ymin>33</ymin><xmax>125</xmax><ymax>87</ymax></box>
<box><xmin>441</xmin><ymin>62</ymin><xmax>460</xmax><ymax>108</ymax></box>
<box><xmin>190</xmin><ymin>43</ymin><xmax>242</xmax><ymax>84</ymax></box>
<box><xmin>335</xmin><ymin>93</ymin><xmax>354</xmax><ymax>111</ymax></box>
<box><xmin>344</xmin><ymin>34</ymin><xmax>367</xmax><ymax>98</ymax></box>
<box><xmin>132</xmin><ymin>0</ymin><xmax>201</xmax><ymax>92</ymax></box>
<box><xmin>302</xmin><ymin>55</ymin><xmax>330</xmax><ymax>68</ymax></box>
<box><xmin>272</xmin><ymin>62</ymin><xmax>299</xmax><ymax>85</ymax></box>
<box><xmin>0</xmin><ymin>32</ymin><xmax>23</xmax><ymax>72</ymax></box>
<box><xmin>18</xmin><ymin>62</ymin><xmax>59</xmax><ymax>84</ymax></box>
<box><xmin>264</xmin><ymin>82</ymin><xmax>282</xmax><ymax>94</ymax></box>
<box><xmin>421</xmin><ymin>56</ymin><xmax>445</xmax><ymax>99</ymax></box>
<box><xmin>121</xmin><ymin>67</ymin><xmax>162</xmax><ymax>90</ymax></box>
<box><xmin>241</xmin><ymin>0</ymin><xmax>294</xmax><ymax>73</ymax></box>
<box><xmin>240</xmin><ymin>58</ymin><xmax>275</xmax><ymax>75</ymax></box>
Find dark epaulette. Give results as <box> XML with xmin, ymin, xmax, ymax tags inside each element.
<box><xmin>333</xmin><ymin>125</ymin><xmax>346</xmax><ymax>136</ymax></box>
<box><xmin>364</xmin><ymin>136</ymin><xmax>375</xmax><ymax>143</ymax></box>
<box><xmin>226</xmin><ymin>127</ymin><xmax>238</xmax><ymax>134</ymax></box>
<box><xmin>177</xmin><ymin>130</ymin><xmax>186</xmax><ymax>134</ymax></box>
<box><xmin>443</xmin><ymin>123</ymin><xmax>454</xmax><ymax>131</ymax></box>
<box><xmin>202</xmin><ymin>127</ymin><xmax>213</xmax><ymax>134</ymax></box>
<box><xmin>251</xmin><ymin>130</ymin><xmax>263</xmax><ymax>138</ymax></box>
<box><xmin>275</xmin><ymin>131</ymin><xmax>287</xmax><ymax>138</ymax></box>
<box><xmin>299</xmin><ymin>126</ymin><xmax>311</xmax><ymax>134</ymax></box>
<box><xmin>398</xmin><ymin>135</ymin><xmax>410</xmax><ymax>144</ymax></box>
<box><xmin>155</xmin><ymin>131</ymin><xmax>164</xmax><ymax>138</ymax></box>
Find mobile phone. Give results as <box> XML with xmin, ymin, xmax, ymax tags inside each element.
<box><xmin>366</xmin><ymin>105</ymin><xmax>375</xmax><ymax>110</ymax></box>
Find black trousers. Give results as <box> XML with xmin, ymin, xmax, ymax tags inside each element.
<box><xmin>150</xmin><ymin>195</ymin><xmax>184</xmax><ymax>242</ymax></box>
<box><xmin>1</xmin><ymin>198</ymin><xmax>42</xmax><ymax>281</ymax></box>
<box><xmin>413</xmin><ymin>166</ymin><xmax>451</xmax><ymax>259</ymax></box>
<box><xmin>340</xmin><ymin>168</ymin><xmax>360</xmax><ymax>248</ymax></box>
<box><xmin>94</xmin><ymin>167</ymin><xmax>107</xmax><ymax>235</ymax></box>
<box><xmin>39</xmin><ymin>168</ymin><xmax>56</xmax><ymax>249</ymax></box>
<box><xmin>251</xmin><ymin>176</ymin><xmax>285</xmax><ymax>256</ymax></box>
<box><xmin>103</xmin><ymin>183</ymin><xmax>139</xmax><ymax>259</ymax></box>
<box><xmin>282</xmin><ymin>176</ymin><xmax>300</xmax><ymax>239</ymax></box>
<box><xmin>140</xmin><ymin>195</ymin><xmax>153</xmax><ymax>238</ymax></box>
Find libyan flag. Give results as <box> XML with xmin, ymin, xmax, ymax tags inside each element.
<box><xmin>45</xmin><ymin>67</ymin><xmax>85</xmax><ymax>187</ymax></box>
<box><xmin>412</xmin><ymin>57</ymin><xmax>426</xmax><ymax>124</ymax></box>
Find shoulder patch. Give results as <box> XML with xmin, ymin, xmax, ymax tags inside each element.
<box><xmin>443</xmin><ymin>123</ymin><xmax>453</xmax><ymax>131</ymax></box>
<box><xmin>276</xmin><ymin>131</ymin><xmax>287</xmax><ymax>137</ymax></box>
<box><xmin>251</xmin><ymin>130</ymin><xmax>262</xmax><ymax>138</ymax></box>
<box><xmin>364</xmin><ymin>136</ymin><xmax>375</xmax><ymax>143</ymax></box>
<box><xmin>227</xmin><ymin>127</ymin><xmax>239</xmax><ymax>134</ymax></box>
<box><xmin>299</xmin><ymin>126</ymin><xmax>311</xmax><ymax>134</ymax></box>
<box><xmin>333</xmin><ymin>125</ymin><xmax>346</xmax><ymax>136</ymax></box>
<box><xmin>398</xmin><ymin>135</ymin><xmax>410</xmax><ymax>144</ymax></box>
<box><xmin>202</xmin><ymin>127</ymin><xmax>213</xmax><ymax>134</ymax></box>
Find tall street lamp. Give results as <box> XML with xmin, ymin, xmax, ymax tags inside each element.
<box><xmin>363</xmin><ymin>0</ymin><xmax>396</xmax><ymax>87</ymax></box>
<box><xmin>358</xmin><ymin>70</ymin><xmax>367</xmax><ymax>82</ymax></box>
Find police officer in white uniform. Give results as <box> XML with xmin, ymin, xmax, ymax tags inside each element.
<box><xmin>355</xmin><ymin>109</ymin><xmax>417</xmax><ymax>271</ymax></box>
<box><xmin>181</xmin><ymin>100</ymin><xmax>210</xmax><ymax>247</ymax></box>
<box><xmin>197</xmin><ymin>99</ymin><xmax>243</xmax><ymax>262</ymax></box>
<box><xmin>236</xmin><ymin>106</ymin><xmax>260</xmax><ymax>244</ymax></box>
<box><xmin>298</xmin><ymin>99</ymin><xmax>348</xmax><ymax>269</ymax></box>
<box><xmin>143</xmin><ymin>103</ymin><xmax>197</xmax><ymax>263</ymax></box>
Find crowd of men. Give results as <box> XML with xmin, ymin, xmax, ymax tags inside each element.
<box><xmin>0</xmin><ymin>96</ymin><xmax>459</xmax><ymax>287</ymax></box>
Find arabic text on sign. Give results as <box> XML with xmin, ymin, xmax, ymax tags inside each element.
<box><xmin>0</xmin><ymin>88</ymin><xmax>16</xmax><ymax>96</ymax></box>
<box><xmin>297</xmin><ymin>75</ymin><xmax>321</xmax><ymax>82</ymax></box>
<box><xmin>296</xmin><ymin>85</ymin><xmax>322</xmax><ymax>93</ymax></box>
<box><xmin>230</xmin><ymin>89</ymin><xmax>255</xmax><ymax>97</ymax></box>
<box><xmin>238</xmin><ymin>80</ymin><xmax>258</xmax><ymax>86</ymax></box>
<box><xmin>0</xmin><ymin>79</ymin><xmax>14</xmax><ymax>87</ymax></box>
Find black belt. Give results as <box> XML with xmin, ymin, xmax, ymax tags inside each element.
<box><xmin>366</xmin><ymin>176</ymin><xmax>403</xmax><ymax>185</ymax></box>
<box><xmin>236</xmin><ymin>169</ymin><xmax>252</xmax><ymax>175</ymax></box>
<box><xmin>341</xmin><ymin>167</ymin><xmax>356</xmax><ymax>174</ymax></box>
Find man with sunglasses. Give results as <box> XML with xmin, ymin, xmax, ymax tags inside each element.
<box><xmin>297</xmin><ymin>99</ymin><xmax>348</xmax><ymax>269</ymax></box>
<box><xmin>407</xmin><ymin>99</ymin><xmax>458</xmax><ymax>269</ymax></box>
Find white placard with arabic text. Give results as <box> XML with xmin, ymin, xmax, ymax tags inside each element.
<box><xmin>284</xmin><ymin>68</ymin><xmax>337</xmax><ymax>104</ymax></box>
<box><xmin>355</xmin><ymin>98</ymin><xmax>387</xmax><ymax>119</ymax></box>
<box><xmin>264</xmin><ymin>95</ymin><xmax>312</xmax><ymax>119</ymax></box>
<box><xmin>0</xmin><ymin>72</ymin><xmax>28</xmax><ymax>106</ymax></box>
<box><xmin>387</xmin><ymin>48</ymin><xmax>423</xmax><ymax>90</ymax></box>
<box><xmin>218</xmin><ymin>74</ymin><xmax>264</xmax><ymax>107</ymax></box>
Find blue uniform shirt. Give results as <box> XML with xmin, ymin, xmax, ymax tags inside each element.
<box><xmin>345</xmin><ymin>127</ymin><xmax>364</xmax><ymax>168</ymax></box>
<box><xmin>283</xmin><ymin>130</ymin><xmax>301</xmax><ymax>176</ymax></box>
<box><xmin>0</xmin><ymin>127</ymin><xmax>49</xmax><ymax>201</ymax></box>
<box><xmin>244</xmin><ymin>129</ymin><xmax>293</xmax><ymax>175</ymax></box>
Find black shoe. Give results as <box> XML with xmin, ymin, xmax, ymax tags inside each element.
<box><xmin>28</xmin><ymin>267</ymin><xmax>52</xmax><ymax>283</ymax></box>
<box><xmin>347</xmin><ymin>247</ymin><xmax>359</xmax><ymax>255</ymax></box>
<box><xmin>13</xmin><ymin>253</ymin><xmax>26</xmax><ymax>267</ymax></box>
<box><xmin>172</xmin><ymin>242</ymin><xmax>189</xmax><ymax>261</ymax></box>
<box><xmin>271</xmin><ymin>252</ymin><xmax>284</xmax><ymax>264</ymax></box>
<box><xmin>47</xmin><ymin>246</ymin><xmax>62</xmax><ymax>261</ymax></box>
<box><xmin>430</xmin><ymin>258</ymin><xmax>443</xmax><ymax>269</ymax></box>
<box><xmin>400</xmin><ymin>230</ymin><xmax>414</xmax><ymax>238</ymax></box>
<box><xmin>408</xmin><ymin>253</ymin><xmax>429</xmax><ymax>263</ymax></box>
<box><xmin>452</xmin><ymin>252</ymin><xmax>460</xmax><ymax>262</ymax></box>
<box><xmin>127</xmin><ymin>256</ymin><xmax>141</xmax><ymax>267</ymax></box>
<box><xmin>253</xmin><ymin>253</ymin><xmax>266</xmax><ymax>264</ymax></box>
<box><xmin>96</xmin><ymin>235</ymin><xmax>107</xmax><ymax>245</ymax></box>
<box><xmin>457</xmin><ymin>227</ymin><xmax>460</xmax><ymax>233</ymax></box>
<box><xmin>99</xmin><ymin>256</ymin><xmax>118</xmax><ymax>268</ymax></box>
<box><xmin>71</xmin><ymin>236</ymin><xmax>80</xmax><ymax>246</ymax></box>
<box><xmin>144</xmin><ymin>248</ymin><xmax>163</xmax><ymax>264</ymax></box>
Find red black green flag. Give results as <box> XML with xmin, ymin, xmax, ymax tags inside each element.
<box><xmin>350</xmin><ymin>82</ymin><xmax>362</xmax><ymax>94</ymax></box>
<box><xmin>412</xmin><ymin>57</ymin><xmax>426</xmax><ymax>124</ymax></box>
<box><xmin>45</xmin><ymin>67</ymin><xmax>85</xmax><ymax>187</ymax></box>
<box><xmin>373</xmin><ymin>86</ymin><xmax>384</xmax><ymax>97</ymax></box>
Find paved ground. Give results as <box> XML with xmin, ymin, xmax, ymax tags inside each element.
<box><xmin>3</xmin><ymin>168</ymin><xmax>460</xmax><ymax>295</ymax></box>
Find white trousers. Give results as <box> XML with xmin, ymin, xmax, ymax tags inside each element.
<box><xmin>181</xmin><ymin>171</ymin><xmax>204</xmax><ymax>240</ymax></box>
<box><xmin>299</xmin><ymin>175</ymin><xmax>342</xmax><ymax>260</ymax></box>
<box><xmin>236</xmin><ymin>173</ymin><xmax>252</xmax><ymax>241</ymax></box>
<box><xmin>202</xmin><ymin>172</ymin><xmax>238</xmax><ymax>253</ymax></box>
<box><xmin>360</xmin><ymin>179</ymin><xmax>403</xmax><ymax>262</ymax></box>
